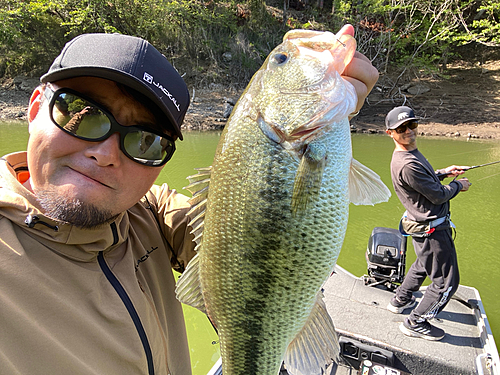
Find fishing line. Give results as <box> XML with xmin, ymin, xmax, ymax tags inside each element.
<box><xmin>475</xmin><ymin>171</ymin><xmax>500</xmax><ymax>182</ymax></box>
<box><xmin>443</xmin><ymin>147</ymin><xmax>499</xmax><ymax>158</ymax></box>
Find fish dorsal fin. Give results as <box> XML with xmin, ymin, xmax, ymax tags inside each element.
<box><xmin>184</xmin><ymin>167</ymin><xmax>211</xmax><ymax>251</ymax></box>
<box><xmin>175</xmin><ymin>253</ymin><xmax>207</xmax><ymax>314</ymax></box>
<box><xmin>176</xmin><ymin>168</ymin><xmax>211</xmax><ymax>311</ymax></box>
<box><xmin>291</xmin><ymin>142</ymin><xmax>327</xmax><ymax>216</ymax></box>
<box><xmin>283</xmin><ymin>291</ymin><xmax>339</xmax><ymax>375</ymax></box>
<box><xmin>349</xmin><ymin>158</ymin><xmax>391</xmax><ymax>206</ymax></box>
<box><xmin>185</xmin><ymin>167</ymin><xmax>212</xmax><ymax>195</ymax></box>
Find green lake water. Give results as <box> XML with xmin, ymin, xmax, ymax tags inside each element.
<box><xmin>1</xmin><ymin>121</ymin><xmax>499</xmax><ymax>374</ymax></box>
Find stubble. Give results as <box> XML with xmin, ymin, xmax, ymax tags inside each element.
<box><xmin>35</xmin><ymin>188</ymin><xmax>118</xmax><ymax>229</ymax></box>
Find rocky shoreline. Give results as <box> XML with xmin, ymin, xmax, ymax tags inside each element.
<box><xmin>2</xmin><ymin>75</ymin><xmax>500</xmax><ymax>140</ymax></box>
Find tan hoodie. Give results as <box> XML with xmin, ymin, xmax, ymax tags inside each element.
<box><xmin>0</xmin><ymin>152</ymin><xmax>197</xmax><ymax>375</ymax></box>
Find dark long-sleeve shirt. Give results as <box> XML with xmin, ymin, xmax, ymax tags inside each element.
<box><xmin>390</xmin><ymin>149</ymin><xmax>462</xmax><ymax>222</ymax></box>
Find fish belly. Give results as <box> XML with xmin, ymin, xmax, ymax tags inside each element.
<box><xmin>199</xmin><ymin>116</ymin><xmax>351</xmax><ymax>375</ymax></box>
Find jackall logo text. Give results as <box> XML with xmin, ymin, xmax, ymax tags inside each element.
<box><xmin>135</xmin><ymin>246</ymin><xmax>158</xmax><ymax>271</ymax></box>
<box><xmin>143</xmin><ymin>72</ymin><xmax>181</xmax><ymax>112</ymax></box>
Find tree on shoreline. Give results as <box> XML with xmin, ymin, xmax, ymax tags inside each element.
<box><xmin>0</xmin><ymin>0</ymin><xmax>498</xmax><ymax>87</ymax></box>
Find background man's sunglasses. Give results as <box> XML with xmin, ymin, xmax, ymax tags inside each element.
<box><xmin>395</xmin><ymin>121</ymin><xmax>418</xmax><ymax>134</ymax></box>
<box><xmin>44</xmin><ymin>86</ymin><xmax>175</xmax><ymax>167</ymax></box>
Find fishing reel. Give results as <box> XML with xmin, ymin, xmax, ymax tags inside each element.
<box><xmin>363</xmin><ymin>227</ymin><xmax>407</xmax><ymax>291</ymax></box>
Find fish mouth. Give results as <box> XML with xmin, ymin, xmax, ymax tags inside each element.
<box><xmin>255</xmin><ymin>30</ymin><xmax>357</xmax><ymax>147</ymax></box>
<box><xmin>285</xmin><ymin>30</ymin><xmax>356</xmax><ymax>76</ymax></box>
<box><xmin>256</xmin><ymin>64</ymin><xmax>344</xmax><ymax>145</ymax></box>
<box><xmin>278</xmin><ymin>65</ymin><xmax>339</xmax><ymax>97</ymax></box>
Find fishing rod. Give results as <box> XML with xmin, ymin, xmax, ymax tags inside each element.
<box><xmin>436</xmin><ymin>160</ymin><xmax>500</xmax><ymax>178</ymax></box>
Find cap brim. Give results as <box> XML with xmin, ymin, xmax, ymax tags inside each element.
<box><xmin>41</xmin><ymin>67</ymin><xmax>184</xmax><ymax>140</ymax></box>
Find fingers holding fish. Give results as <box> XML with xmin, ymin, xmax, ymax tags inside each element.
<box><xmin>342</xmin><ymin>51</ymin><xmax>379</xmax><ymax>117</ymax></box>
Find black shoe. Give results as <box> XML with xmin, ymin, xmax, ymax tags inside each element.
<box><xmin>387</xmin><ymin>295</ymin><xmax>416</xmax><ymax>314</ymax></box>
<box><xmin>399</xmin><ymin>318</ymin><xmax>445</xmax><ymax>341</ymax></box>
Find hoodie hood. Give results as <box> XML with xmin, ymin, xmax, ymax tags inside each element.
<box><xmin>0</xmin><ymin>152</ymin><xmax>129</xmax><ymax>262</ymax></box>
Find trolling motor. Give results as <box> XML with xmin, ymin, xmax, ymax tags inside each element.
<box><xmin>364</xmin><ymin>227</ymin><xmax>407</xmax><ymax>291</ymax></box>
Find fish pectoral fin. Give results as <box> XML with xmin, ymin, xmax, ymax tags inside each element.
<box><xmin>349</xmin><ymin>158</ymin><xmax>391</xmax><ymax>206</ymax></box>
<box><xmin>283</xmin><ymin>291</ymin><xmax>339</xmax><ymax>375</ymax></box>
<box><xmin>175</xmin><ymin>253</ymin><xmax>207</xmax><ymax>314</ymax></box>
<box><xmin>291</xmin><ymin>143</ymin><xmax>327</xmax><ymax>216</ymax></box>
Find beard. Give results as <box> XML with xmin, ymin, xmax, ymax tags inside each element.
<box><xmin>35</xmin><ymin>189</ymin><xmax>118</xmax><ymax>229</ymax></box>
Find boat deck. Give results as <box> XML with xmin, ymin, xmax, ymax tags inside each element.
<box><xmin>206</xmin><ymin>265</ymin><xmax>499</xmax><ymax>375</ymax></box>
<box><xmin>323</xmin><ymin>266</ymin><xmax>499</xmax><ymax>375</ymax></box>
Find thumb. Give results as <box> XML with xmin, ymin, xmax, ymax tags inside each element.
<box><xmin>338</xmin><ymin>24</ymin><xmax>354</xmax><ymax>37</ymax></box>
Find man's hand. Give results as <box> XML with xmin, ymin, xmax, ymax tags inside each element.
<box><xmin>457</xmin><ymin>177</ymin><xmax>471</xmax><ymax>191</ymax></box>
<box><xmin>338</xmin><ymin>24</ymin><xmax>379</xmax><ymax>118</ymax></box>
<box><xmin>443</xmin><ymin>165</ymin><xmax>470</xmax><ymax>178</ymax></box>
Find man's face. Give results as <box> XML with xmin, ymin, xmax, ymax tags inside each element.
<box><xmin>25</xmin><ymin>76</ymin><xmax>166</xmax><ymax>228</ymax></box>
<box><xmin>386</xmin><ymin>120</ymin><xmax>418</xmax><ymax>150</ymax></box>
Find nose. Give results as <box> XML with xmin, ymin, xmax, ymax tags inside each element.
<box><xmin>84</xmin><ymin>133</ymin><xmax>122</xmax><ymax>167</ymax></box>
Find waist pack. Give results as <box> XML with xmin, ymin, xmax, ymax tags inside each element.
<box><xmin>399</xmin><ymin>213</ymin><xmax>453</xmax><ymax>238</ymax></box>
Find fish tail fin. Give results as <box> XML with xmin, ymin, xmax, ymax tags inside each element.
<box><xmin>283</xmin><ymin>291</ymin><xmax>339</xmax><ymax>375</ymax></box>
<box><xmin>349</xmin><ymin>158</ymin><xmax>391</xmax><ymax>206</ymax></box>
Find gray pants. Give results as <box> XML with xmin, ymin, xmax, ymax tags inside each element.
<box><xmin>395</xmin><ymin>228</ymin><xmax>460</xmax><ymax>323</ymax></box>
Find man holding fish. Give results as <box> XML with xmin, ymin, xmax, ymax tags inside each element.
<box><xmin>0</xmin><ymin>25</ymin><xmax>381</xmax><ymax>374</ymax></box>
<box><xmin>385</xmin><ymin>105</ymin><xmax>471</xmax><ymax>341</ymax></box>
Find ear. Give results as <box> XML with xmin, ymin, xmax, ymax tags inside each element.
<box><xmin>28</xmin><ymin>86</ymin><xmax>43</xmax><ymax>123</ymax></box>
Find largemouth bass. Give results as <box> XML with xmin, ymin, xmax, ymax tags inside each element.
<box><xmin>176</xmin><ymin>27</ymin><xmax>390</xmax><ymax>375</ymax></box>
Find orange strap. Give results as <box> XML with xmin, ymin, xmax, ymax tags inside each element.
<box><xmin>17</xmin><ymin>171</ymin><xmax>30</xmax><ymax>184</ymax></box>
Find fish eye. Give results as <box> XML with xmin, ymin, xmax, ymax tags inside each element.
<box><xmin>272</xmin><ymin>52</ymin><xmax>288</xmax><ymax>65</ymax></box>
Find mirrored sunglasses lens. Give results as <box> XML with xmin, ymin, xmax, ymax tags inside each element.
<box><xmin>52</xmin><ymin>92</ymin><xmax>111</xmax><ymax>139</ymax></box>
<box><xmin>123</xmin><ymin>131</ymin><xmax>173</xmax><ymax>165</ymax></box>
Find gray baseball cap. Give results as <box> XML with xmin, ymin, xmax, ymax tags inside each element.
<box><xmin>41</xmin><ymin>33</ymin><xmax>189</xmax><ymax>140</ymax></box>
<box><xmin>385</xmin><ymin>106</ymin><xmax>418</xmax><ymax>130</ymax></box>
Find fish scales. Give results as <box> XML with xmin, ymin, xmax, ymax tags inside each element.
<box><xmin>204</xmin><ymin>121</ymin><xmax>350</xmax><ymax>375</ymax></box>
<box><xmin>176</xmin><ymin>28</ymin><xmax>391</xmax><ymax>375</ymax></box>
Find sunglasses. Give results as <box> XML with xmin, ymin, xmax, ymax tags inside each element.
<box><xmin>43</xmin><ymin>86</ymin><xmax>175</xmax><ymax>167</ymax></box>
<box><xmin>394</xmin><ymin>121</ymin><xmax>418</xmax><ymax>134</ymax></box>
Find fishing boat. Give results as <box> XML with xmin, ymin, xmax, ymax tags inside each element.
<box><xmin>207</xmin><ymin>227</ymin><xmax>500</xmax><ymax>375</ymax></box>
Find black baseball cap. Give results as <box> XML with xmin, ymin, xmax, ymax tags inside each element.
<box><xmin>41</xmin><ymin>33</ymin><xmax>189</xmax><ymax>140</ymax></box>
<box><xmin>385</xmin><ymin>106</ymin><xmax>418</xmax><ymax>130</ymax></box>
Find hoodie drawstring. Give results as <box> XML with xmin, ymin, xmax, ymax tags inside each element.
<box><xmin>25</xmin><ymin>214</ymin><xmax>59</xmax><ymax>232</ymax></box>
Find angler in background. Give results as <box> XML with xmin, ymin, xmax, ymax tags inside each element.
<box><xmin>385</xmin><ymin>105</ymin><xmax>471</xmax><ymax>341</ymax></box>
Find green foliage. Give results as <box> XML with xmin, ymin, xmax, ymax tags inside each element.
<box><xmin>0</xmin><ymin>0</ymin><xmax>498</xmax><ymax>85</ymax></box>
<box><xmin>0</xmin><ymin>1</ymin><xmax>69</xmax><ymax>76</ymax></box>
<box><xmin>335</xmin><ymin>0</ymin><xmax>499</xmax><ymax>74</ymax></box>
<box><xmin>456</xmin><ymin>0</ymin><xmax>500</xmax><ymax>46</ymax></box>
